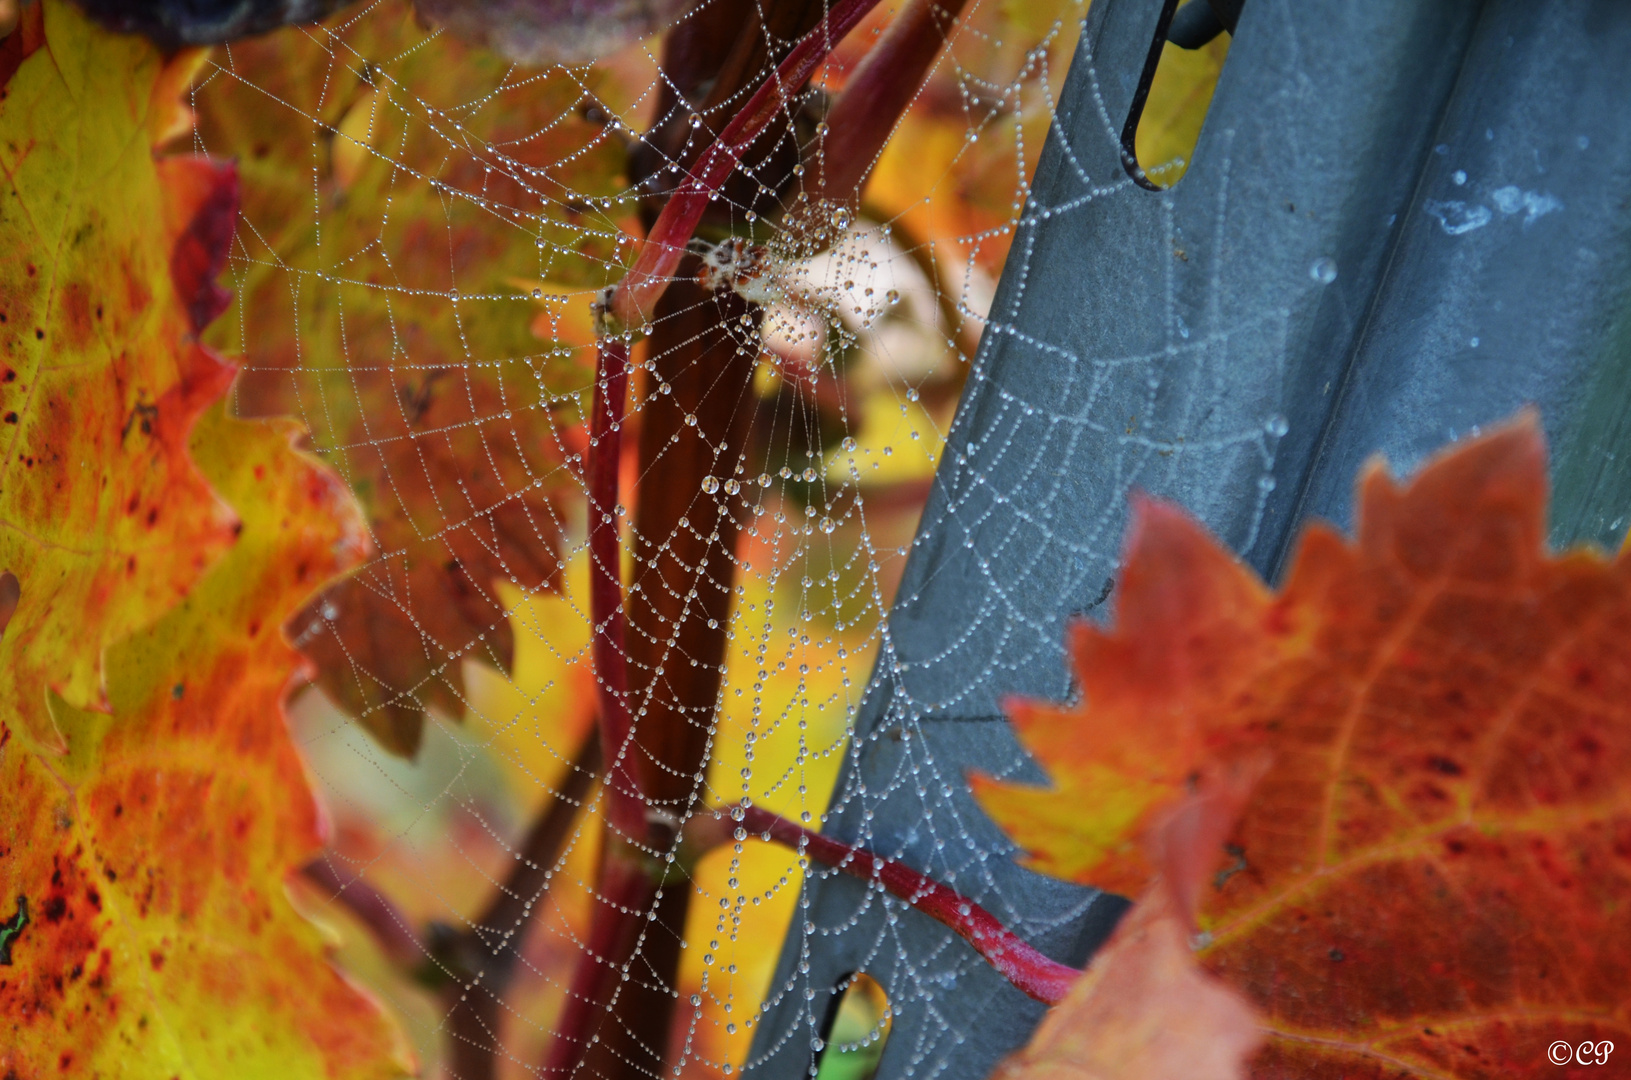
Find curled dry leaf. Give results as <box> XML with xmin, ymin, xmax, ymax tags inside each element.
<box><xmin>981</xmin><ymin>415</ymin><xmax>1631</xmax><ymax>1078</ymax></box>
<box><xmin>0</xmin><ymin>3</ymin><xmax>410</xmax><ymax>1074</ymax></box>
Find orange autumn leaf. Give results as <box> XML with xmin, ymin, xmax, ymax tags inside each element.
<box><xmin>1</xmin><ymin>4</ymin><xmax>410</xmax><ymax>1074</ymax></box>
<box><xmin>981</xmin><ymin>414</ymin><xmax>1631</xmax><ymax>1078</ymax></box>
<box><xmin>970</xmin><ymin>490</ymin><xmax>1281</xmax><ymax>896</ymax></box>
<box><xmin>0</xmin><ymin>405</ymin><xmax>413</xmax><ymax>1078</ymax></box>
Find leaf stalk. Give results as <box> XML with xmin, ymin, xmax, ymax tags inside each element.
<box><xmin>727</xmin><ymin>804</ymin><xmax>1079</xmax><ymax>1005</ymax></box>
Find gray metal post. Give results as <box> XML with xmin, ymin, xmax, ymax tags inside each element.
<box><xmin>748</xmin><ymin>2</ymin><xmax>1631</xmax><ymax>1079</ymax></box>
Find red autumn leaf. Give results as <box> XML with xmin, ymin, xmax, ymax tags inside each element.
<box><xmin>980</xmin><ymin>415</ymin><xmax>1631</xmax><ymax>1078</ymax></box>
<box><xmin>1</xmin><ymin>3</ymin><xmax>410</xmax><ymax>1073</ymax></box>
<box><xmin>188</xmin><ymin>1</ymin><xmax>627</xmax><ymax>754</ymax></box>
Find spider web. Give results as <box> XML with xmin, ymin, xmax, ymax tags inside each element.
<box><xmin>183</xmin><ymin>2</ymin><xmax>1270</xmax><ymax>1077</ymax></box>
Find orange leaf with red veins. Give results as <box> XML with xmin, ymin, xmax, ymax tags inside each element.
<box><xmin>970</xmin><ymin>491</ymin><xmax>1282</xmax><ymax>896</ymax></box>
<box><xmin>0</xmin><ymin>2</ymin><xmax>240</xmax><ymax>748</ymax></box>
<box><xmin>1</xmin><ymin>5</ymin><xmax>410</xmax><ymax>1073</ymax></box>
<box><xmin>990</xmin><ymin>773</ymin><xmax>1265</xmax><ymax>1080</ymax></box>
<box><xmin>981</xmin><ymin>414</ymin><xmax>1631</xmax><ymax>1078</ymax></box>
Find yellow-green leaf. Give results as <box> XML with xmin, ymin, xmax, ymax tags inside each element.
<box><xmin>1</xmin><ymin>4</ymin><xmax>412</xmax><ymax>1074</ymax></box>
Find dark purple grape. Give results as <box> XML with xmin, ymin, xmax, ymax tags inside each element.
<box><xmin>74</xmin><ymin>0</ymin><xmax>350</xmax><ymax>48</ymax></box>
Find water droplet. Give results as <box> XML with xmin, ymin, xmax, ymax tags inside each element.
<box><xmin>820</xmin><ymin>517</ymin><xmax>835</xmax><ymax>534</ymax></box>
<box><xmin>841</xmin><ymin>437</ymin><xmax>857</xmax><ymax>452</ymax></box>
<box><xmin>1310</xmin><ymin>257</ymin><xmax>1338</xmax><ymax>284</ymax></box>
<box><xmin>701</xmin><ymin>476</ymin><xmax>720</xmax><ymax>494</ymax></box>
<box><xmin>758</xmin><ymin>473</ymin><xmax>772</xmax><ymax>487</ymax></box>
<box><xmin>779</xmin><ymin>466</ymin><xmax>793</xmax><ymax>479</ymax></box>
<box><xmin>659</xmin><ymin>382</ymin><xmax>672</xmax><ymax>395</ymax></box>
<box><xmin>886</xmin><ymin>289</ymin><xmax>900</xmax><ymax>304</ymax></box>
<box><xmin>1258</xmin><ymin>474</ymin><xmax>1278</xmax><ymax>493</ymax></box>
<box><xmin>531</xmin><ymin>287</ymin><xmax>542</xmax><ymax>299</ymax></box>
<box><xmin>801</xmin><ymin>467</ymin><xmax>817</xmax><ymax>482</ymax></box>
<box><xmin>724</xmin><ymin>478</ymin><xmax>740</xmax><ymax>494</ymax></box>
<box><xmin>684</xmin><ymin>413</ymin><xmax>698</xmax><ymax>427</ymax></box>
<box><xmin>1264</xmin><ymin>414</ymin><xmax>1289</xmax><ymax>437</ymax></box>
<box><xmin>906</xmin><ymin>388</ymin><xmax>920</xmax><ymax>402</ymax></box>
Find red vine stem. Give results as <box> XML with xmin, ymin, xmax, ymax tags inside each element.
<box><xmin>586</xmin><ymin>333</ymin><xmax>647</xmax><ymax>840</ymax></box>
<box><xmin>733</xmin><ymin>805</ymin><xmax>1079</xmax><ymax>1005</ymax></box>
<box><xmin>589</xmin><ymin>0</ymin><xmax>887</xmax><ymax>824</ymax></box>
<box><xmin>609</xmin><ymin>0</ymin><xmax>883</xmax><ymax>328</ymax></box>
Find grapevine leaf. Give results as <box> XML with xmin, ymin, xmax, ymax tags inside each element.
<box><xmin>980</xmin><ymin>415</ymin><xmax>1631</xmax><ymax>1077</ymax></box>
<box><xmin>0</xmin><ymin>405</ymin><xmax>413</xmax><ymax>1077</ymax></box>
<box><xmin>190</xmin><ymin>3</ymin><xmax>627</xmax><ymax>753</ymax></box>
<box><xmin>1</xmin><ymin>4</ymin><xmax>411</xmax><ymax>1073</ymax></box>
<box><xmin>969</xmin><ymin>488</ymin><xmax>1277</xmax><ymax>896</ymax></box>
<box><xmin>1</xmin><ymin>0</ymin><xmax>239</xmax><ymax>749</ymax></box>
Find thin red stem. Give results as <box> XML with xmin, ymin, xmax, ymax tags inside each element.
<box><xmin>734</xmin><ymin>805</ymin><xmax>1078</xmax><ymax>1004</ymax></box>
<box><xmin>587</xmin><ymin>335</ymin><xmax>647</xmax><ymax>840</ymax></box>
<box><xmin>611</xmin><ymin>0</ymin><xmax>883</xmax><ymax>327</ymax></box>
